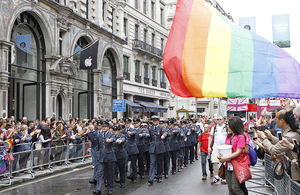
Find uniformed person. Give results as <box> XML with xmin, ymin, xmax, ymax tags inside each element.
<box><xmin>142</xmin><ymin>122</ymin><xmax>151</xmax><ymax>174</ymax></box>
<box><xmin>93</xmin><ymin>120</ymin><xmax>116</xmax><ymax>195</ymax></box>
<box><xmin>87</xmin><ymin>122</ymin><xmax>98</xmax><ymax>185</ymax></box>
<box><xmin>113</xmin><ymin>125</ymin><xmax>127</xmax><ymax>188</ymax></box>
<box><xmin>148</xmin><ymin>116</ymin><xmax>167</xmax><ymax>184</ymax></box>
<box><xmin>122</xmin><ymin>118</ymin><xmax>139</xmax><ymax>183</ymax></box>
<box><xmin>192</xmin><ymin>119</ymin><xmax>201</xmax><ymax>160</ymax></box>
<box><xmin>183</xmin><ymin>120</ymin><xmax>191</xmax><ymax>167</ymax></box>
<box><xmin>133</xmin><ymin>118</ymin><xmax>146</xmax><ymax>179</ymax></box>
<box><xmin>188</xmin><ymin>119</ymin><xmax>196</xmax><ymax>164</ymax></box>
<box><xmin>160</xmin><ymin>119</ymin><xmax>171</xmax><ymax>179</ymax></box>
<box><xmin>168</xmin><ymin>121</ymin><xmax>180</xmax><ymax>175</ymax></box>
<box><xmin>177</xmin><ymin>121</ymin><xmax>187</xmax><ymax>172</ymax></box>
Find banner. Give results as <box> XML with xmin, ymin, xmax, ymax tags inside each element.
<box><xmin>239</xmin><ymin>17</ymin><xmax>256</xmax><ymax>33</ymax></box>
<box><xmin>79</xmin><ymin>40</ymin><xmax>99</xmax><ymax>70</ymax></box>
<box><xmin>272</xmin><ymin>14</ymin><xmax>290</xmax><ymax>47</ymax></box>
<box><xmin>16</xmin><ymin>35</ymin><xmax>31</xmax><ymax>53</ymax></box>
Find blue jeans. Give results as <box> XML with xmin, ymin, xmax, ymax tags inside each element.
<box><xmin>201</xmin><ymin>152</ymin><xmax>208</xmax><ymax>176</ymax></box>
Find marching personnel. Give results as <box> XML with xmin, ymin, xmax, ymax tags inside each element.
<box><xmin>122</xmin><ymin>118</ymin><xmax>139</xmax><ymax>183</ymax></box>
<box><xmin>183</xmin><ymin>120</ymin><xmax>191</xmax><ymax>167</ymax></box>
<box><xmin>160</xmin><ymin>119</ymin><xmax>171</xmax><ymax>179</ymax></box>
<box><xmin>168</xmin><ymin>121</ymin><xmax>180</xmax><ymax>175</ymax></box>
<box><xmin>93</xmin><ymin>120</ymin><xmax>116</xmax><ymax>195</ymax></box>
<box><xmin>89</xmin><ymin>120</ymin><xmax>103</xmax><ymax>185</ymax></box>
<box><xmin>113</xmin><ymin>125</ymin><xmax>127</xmax><ymax>188</ymax></box>
<box><xmin>133</xmin><ymin>118</ymin><xmax>146</xmax><ymax>179</ymax></box>
<box><xmin>177</xmin><ymin>121</ymin><xmax>187</xmax><ymax>172</ymax></box>
<box><xmin>193</xmin><ymin>119</ymin><xmax>202</xmax><ymax>160</ymax></box>
<box><xmin>142</xmin><ymin>122</ymin><xmax>151</xmax><ymax>174</ymax></box>
<box><xmin>148</xmin><ymin>116</ymin><xmax>167</xmax><ymax>185</ymax></box>
<box><xmin>187</xmin><ymin>119</ymin><xmax>196</xmax><ymax>163</ymax></box>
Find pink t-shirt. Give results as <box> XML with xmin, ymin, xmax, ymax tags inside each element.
<box><xmin>225</xmin><ymin>134</ymin><xmax>246</xmax><ymax>166</ymax></box>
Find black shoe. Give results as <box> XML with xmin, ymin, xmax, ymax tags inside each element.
<box><xmin>193</xmin><ymin>159</ymin><xmax>195</xmax><ymax>162</ymax></box>
<box><xmin>157</xmin><ymin>179</ymin><xmax>162</xmax><ymax>183</ymax></box>
<box><xmin>120</xmin><ymin>184</ymin><xmax>125</xmax><ymax>188</ymax></box>
<box><xmin>89</xmin><ymin>179</ymin><xmax>97</xmax><ymax>185</ymax></box>
<box><xmin>190</xmin><ymin>162</ymin><xmax>193</xmax><ymax>164</ymax></box>
<box><xmin>177</xmin><ymin>169</ymin><xmax>180</xmax><ymax>172</ymax></box>
<box><xmin>127</xmin><ymin>176</ymin><xmax>133</xmax><ymax>180</ymax></box>
<box><xmin>165</xmin><ymin>175</ymin><xmax>168</xmax><ymax>179</ymax></box>
<box><xmin>195</xmin><ymin>157</ymin><xmax>198</xmax><ymax>160</ymax></box>
<box><xmin>172</xmin><ymin>172</ymin><xmax>176</xmax><ymax>175</ymax></box>
<box><xmin>132</xmin><ymin>179</ymin><xmax>137</xmax><ymax>183</ymax></box>
<box><xmin>140</xmin><ymin>175</ymin><xmax>145</xmax><ymax>179</ymax></box>
<box><xmin>93</xmin><ymin>191</ymin><xmax>101</xmax><ymax>195</ymax></box>
<box><xmin>148</xmin><ymin>180</ymin><xmax>154</xmax><ymax>185</ymax></box>
<box><xmin>184</xmin><ymin>164</ymin><xmax>188</xmax><ymax>167</ymax></box>
<box><xmin>115</xmin><ymin>179</ymin><xmax>120</xmax><ymax>183</ymax></box>
<box><xmin>154</xmin><ymin>175</ymin><xmax>158</xmax><ymax>179</ymax></box>
<box><xmin>107</xmin><ymin>191</ymin><xmax>113</xmax><ymax>195</ymax></box>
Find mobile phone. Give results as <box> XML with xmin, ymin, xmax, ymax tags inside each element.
<box><xmin>278</xmin><ymin>132</ymin><xmax>282</xmax><ymax>141</ymax></box>
<box><xmin>253</xmin><ymin>137</ymin><xmax>257</xmax><ymax>141</ymax></box>
<box><xmin>257</xmin><ymin>126</ymin><xmax>265</xmax><ymax>131</ymax></box>
<box><xmin>292</xmin><ymin>139</ymin><xmax>298</xmax><ymax>146</ymax></box>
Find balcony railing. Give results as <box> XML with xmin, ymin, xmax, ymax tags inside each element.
<box><xmin>123</xmin><ymin>72</ymin><xmax>130</xmax><ymax>80</ymax></box>
<box><xmin>135</xmin><ymin>75</ymin><xmax>141</xmax><ymax>83</ymax></box>
<box><xmin>160</xmin><ymin>82</ymin><xmax>166</xmax><ymax>89</ymax></box>
<box><xmin>152</xmin><ymin>79</ymin><xmax>157</xmax><ymax>87</ymax></box>
<box><xmin>132</xmin><ymin>39</ymin><xmax>163</xmax><ymax>58</ymax></box>
<box><xmin>144</xmin><ymin>77</ymin><xmax>149</xmax><ymax>85</ymax></box>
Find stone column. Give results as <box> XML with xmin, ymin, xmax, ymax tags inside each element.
<box><xmin>93</xmin><ymin>69</ymin><xmax>103</xmax><ymax>117</ymax></box>
<box><xmin>0</xmin><ymin>41</ymin><xmax>12</xmax><ymax>118</ymax></box>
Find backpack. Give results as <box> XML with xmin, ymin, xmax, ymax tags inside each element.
<box><xmin>249</xmin><ymin>141</ymin><xmax>257</xmax><ymax>166</ymax></box>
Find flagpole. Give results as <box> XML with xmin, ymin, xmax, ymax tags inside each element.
<box><xmin>67</xmin><ymin>38</ymin><xmax>100</xmax><ymax>59</ymax></box>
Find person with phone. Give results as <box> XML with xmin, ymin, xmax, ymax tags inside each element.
<box><xmin>257</xmin><ymin>110</ymin><xmax>300</xmax><ymax>181</ymax></box>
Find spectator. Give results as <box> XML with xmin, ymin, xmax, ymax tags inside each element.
<box><xmin>38</xmin><ymin>127</ymin><xmax>53</xmax><ymax>170</ymax></box>
<box><xmin>27</xmin><ymin>121</ymin><xmax>34</xmax><ymax>134</ymax></box>
<box><xmin>0</xmin><ymin>119</ymin><xmax>7</xmax><ymax>136</ymax></box>
<box><xmin>257</xmin><ymin>110</ymin><xmax>300</xmax><ymax>181</ymax></box>
<box><xmin>35</xmin><ymin>119</ymin><xmax>40</xmax><ymax>129</ymax></box>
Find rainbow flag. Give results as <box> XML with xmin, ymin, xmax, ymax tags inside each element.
<box><xmin>163</xmin><ymin>0</ymin><xmax>300</xmax><ymax>98</ymax></box>
<box><xmin>3</xmin><ymin>140</ymin><xmax>13</xmax><ymax>151</ymax></box>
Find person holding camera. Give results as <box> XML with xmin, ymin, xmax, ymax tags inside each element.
<box><xmin>256</xmin><ymin>110</ymin><xmax>300</xmax><ymax>181</ymax></box>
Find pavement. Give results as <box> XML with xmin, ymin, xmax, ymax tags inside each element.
<box><xmin>0</xmin><ymin>158</ymin><xmax>274</xmax><ymax>195</ymax></box>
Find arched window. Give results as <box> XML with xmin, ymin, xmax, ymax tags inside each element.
<box><xmin>9</xmin><ymin>12</ymin><xmax>46</xmax><ymax>120</ymax></box>
<box><xmin>73</xmin><ymin>37</ymin><xmax>94</xmax><ymax>119</ymax></box>
<box><xmin>102</xmin><ymin>49</ymin><xmax>117</xmax><ymax>119</ymax></box>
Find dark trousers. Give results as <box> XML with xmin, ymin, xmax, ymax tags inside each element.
<box><xmin>170</xmin><ymin>150</ymin><xmax>178</xmax><ymax>173</ymax></box>
<box><xmin>189</xmin><ymin>144</ymin><xmax>195</xmax><ymax>162</ymax></box>
<box><xmin>194</xmin><ymin>142</ymin><xmax>198</xmax><ymax>159</ymax></box>
<box><xmin>149</xmin><ymin>153</ymin><xmax>164</xmax><ymax>180</ymax></box>
<box><xmin>163</xmin><ymin>151</ymin><xmax>170</xmax><ymax>176</ymax></box>
<box><xmin>184</xmin><ymin>146</ymin><xmax>190</xmax><ymax>165</ymax></box>
<box><xmin>129</xmin><ymin>154</ymin><xmax>138</xmax><ymax>180</ymax></box>
<box><xmin>137</xmin><ymin>152</ymin><xmax>145</xmax><ymax>176</ymax></box>
<box><xmin>95</xmin><ymin>161</ymin><xmax>114</xmax><ymax>191</ymax></box>
<box><xmin>144</xmin><ymin>151</ymin><xmax>150</xmax><ymax>173</ymax></box>
<box><xmin>114</xmin><ymin>158</ymin><xmax>126</xmax><ymax>185</ymax></box>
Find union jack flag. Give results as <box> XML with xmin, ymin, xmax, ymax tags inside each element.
<box><xmin>227</xmin><ymin>98</ymin><xmax>248</xmax><ymax>112</ymax></box>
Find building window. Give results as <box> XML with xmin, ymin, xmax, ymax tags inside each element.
<box><xmin>144</xmin><ymin>29</ymin><xmax>147</xmax><ymax>43</ymax></box>
<box><xmin>152</xmin><ymin>66</ymin><xmax>156</xmax><ymax>80</ymax></box>
<box><xmin>161</xmin><ymin>38</ymin><xmax>164</xmax><ymax>51</ymax></box>
<box><xmin>124</xmin><ymin>18</ymin><xmax>127</xmax><ymax>37</ymax></box>
<box><xmin>160</xmin><ymin>8</ymin><xmax>164</xmax><ymax>25</ymax></box>
<box><xmin>135</xmin><ymin>25</ymin><xmax>139</xmax><ymax>39</ymax></box>
<box><xmin>160</xmin><ymin>69</ymin><xmax>165</xmax><ymax>82</ymax></box>
<box><xmin>111</xmin><ymin>8</ymin><xmax>115</xmax><ymax>33</ymax></box>
<box><xmin>152</xmin><ymin>33</ymin><xmax>155</xmax><ymax>46</ymax></box>
<box><xmin>123</xmin><ymin>56</ymin><xmax>129</xmax><ymax>72</ymax></box>
<box><xmin>135</xmin><ymin>60</ymin><xmax>140</xmax><ymax>76</ymax></box>
<box><xmin>59</xmin><ymin>31</ymin><xmax>63</xmax><ymax>55</ymax></box>
<box><xmin>151</xmin><ymin>2</ymin><xmax>155</xmax><ymax>19</ymax></box>
<box><xmin>144</xmin><ymin>63</ymin><xmax>149</xmax><ymax>78</ymax></box>
<box><xmin>143</xmin><ymin>0</ymin><xmax>147</xmax><ymax>14</ymax></box>
<box><xmin>135</xmin><ymin>0</ymin><xmax>138</xmax><ymax>9</ymax></box>
<box><xmin>102</xmin><ymin>1</ymin><xmax>105</xmax><ymax>21</ymax></box>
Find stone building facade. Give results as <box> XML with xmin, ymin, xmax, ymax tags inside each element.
<box><xmin>0</xmin><ymin>0</ymin><xmax>169</xmax><ymax>121</ymax></box>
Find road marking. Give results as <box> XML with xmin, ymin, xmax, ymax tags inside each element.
<box><xmin>0</xmin><ymin>166</ymin><xmax>90</xmax><ymax>193</ymax></box>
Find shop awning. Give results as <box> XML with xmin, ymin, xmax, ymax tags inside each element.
<box><xmin>139</xmin><ymin>101</ymin><xmax>168</xmax><ymax>113</ymax></box>
<box><xmin>126</xmin><ymin>100</ymin><xmax>143</xmax><ymax>112</ymax></box>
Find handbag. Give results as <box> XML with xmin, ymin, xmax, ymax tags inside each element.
<box><xmin>231</xmin><ymin>155</ymin><xmax>252</xmax><ymax>183</ymax></box>
<box><xmin>218</xmin><ymin>163</ymin><xmax>226</xmax><ymax>179</ymax></box>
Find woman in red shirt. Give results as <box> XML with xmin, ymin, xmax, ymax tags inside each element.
<box><xmin>197</xmin><ymin>123</ymin><xmax>211</xmax><ymax>180</ymax></box>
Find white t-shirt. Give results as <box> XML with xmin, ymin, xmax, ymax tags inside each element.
<box><xmin>210</xmin><ymin>124</ymin><xmax>227</xmax><ymax>147</ymax></box>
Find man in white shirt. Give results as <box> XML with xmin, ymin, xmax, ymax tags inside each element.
<box><xmin>208</xmin><ymin>116</ymin><xmax>228</xmax><ymax>185</ymax></box>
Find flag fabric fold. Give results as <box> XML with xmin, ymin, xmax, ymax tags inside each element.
<box><xmin>163</xmin><ymin>0</ymin><xmax>300</xmax><ymax>99</ymax></box>
<box><xmin>79</xmin><ymin>40</ymin><xmax>99</xmax><ymax>70</ymax></box>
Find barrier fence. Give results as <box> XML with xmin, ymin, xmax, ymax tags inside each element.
<box><xmin>0</xmin><ymin>139</ymin><xmax>90</xmax><ymax>186</ymax></box>
<box><xmin>265</xmin><ymin>153</ymin><xmax>300</xmax><ymax>195</ymax></box>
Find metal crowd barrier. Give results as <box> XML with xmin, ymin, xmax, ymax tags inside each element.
<box><xmin>265</xmin><ymin>153</ymin><xmax>300</xmax><ymax>195</ymax></box>
<box><xmin>0</xmin><ymin>139</ymin><xmax>90</xmax><ymax>186</ymax></box>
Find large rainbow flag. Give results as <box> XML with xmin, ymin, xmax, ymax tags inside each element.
<box><xmin>163</xmin><ymin>0</ymin><xmax>300</xmax><ymax>98</ymax></box>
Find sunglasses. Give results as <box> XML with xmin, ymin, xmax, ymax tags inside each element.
<box><xmin>217</xmin><ymin>119</ymin><xmax>222</xmax><ymax>121</ymax></box>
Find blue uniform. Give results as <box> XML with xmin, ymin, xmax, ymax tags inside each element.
<box><xmin>113</xmin><ymin>132</ymin><xmax>127</xmax><ymax>186</ymax></box>
<box><xmin>148</xmin><ymin>125</ymin><xmax>167</xmax><ymax>181</ymax></box>
<box><xmin>94</xmin><ymin>131</ymin><xmax>117</xmax><ymax>192</ymax></box>
<box><xmin>135</xmin><ymin>128</ymin><xmax>146</xmax><ymax>177</ymax></box>
<box><xmin>184</xmin><ymin>127</ymin><xmax>191</xmax><ymax>165</ymax></box>
<box><xmin>169</xmin><ymin>127</ymin><xmax>180</xmax><ymax>173</ymax></box>
<box><xmin>162</xmin><ymin>127</ymin><xmax>171</xmax><ymax>177</ymax></box>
